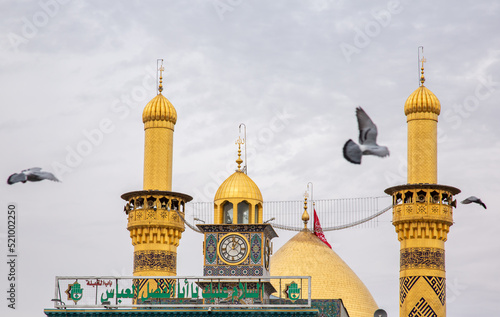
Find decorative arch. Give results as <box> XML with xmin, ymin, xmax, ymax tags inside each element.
<box><xmin>237</xmin><ymin>201</ymin><xmax>250</xmax><ymax>224</ymax></box>
<box><xmin>254</xmin><ymin>203</ymin><xmax>262</xmax><ymax>223</ymax></box>
<box><xmin>222</xmin><ymin>201</ymin><xmax>233</xmax><ymax>224</ymax></box>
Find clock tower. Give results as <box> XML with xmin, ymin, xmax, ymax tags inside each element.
<box><xmin>197</xmin><ymin>138</ymin><xmax>277</xmax><ymax>303</ymax></box>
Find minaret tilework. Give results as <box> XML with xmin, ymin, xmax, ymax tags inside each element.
<box><xmin>406</xmin><ymin>59</ymin><xmax>439</xmax><ymax>184</ymax></box>
<box><xmin>143</xmin><ymin>65</ymin><xmax>176</xmax><ymax>191</ymax></box>
<box><xmin>385</xmin><ymin>58</ymin><xmax>460</xmax><ymax>317</ymax></box>
<box><xmin>121</xmin><ymin>66</ymin><xmax>192</xmax><ymax>299</ymax></box>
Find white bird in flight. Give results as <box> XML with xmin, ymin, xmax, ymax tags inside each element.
<box><xmin>461</xmin><ymin>196</ymin><xmax>487</xmax><ymax>209</ymax></box>
<box><xmin>343</xmin><ymin>107</ymin><xmax>389</xmax><ymax>164</ymax></box>
<box><xmin>7</xmin><ymin>168</ymin><xmax>60</xmax><ymax>185</ymax></box>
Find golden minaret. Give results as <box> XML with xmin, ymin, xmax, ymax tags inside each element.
<box><xmin>121</xmin><ymin>63</ymin><xmax>192</xmax><ymax>298</ymax></box>
<box><xmin>385</xmin><ymin>56</ymin><xmax>460</xmax><ymax>316</ymax></box>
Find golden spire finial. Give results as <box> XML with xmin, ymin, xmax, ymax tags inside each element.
<box><xmin>157</xmin><ymin>59</ymin><xmax>164</xmax><ymax>94</ymax></box>
<box><xmin>158</xmin><ymin>65</ymin><xmax>164</xmax><ymax>93</ymax></box>
<box><xmin>302</xmin><ymin>191</ymin><xmax>310</xmax><ymax>229</ymax></box>
<box><xmin>235</xmin><ymin>137</ymin><xmax>245</xmax><ymax>171</ymax></box>
<box><xmin>239</xmin><ymin>123</ymin><xmax>248</xmax><ymax>174</ymax></box>
<box><xmin>420</xmin><ymin>56</ymin><xmax>426</xmax><ymax>86</ymax></box>
<box><xmin>418</xmin><ymin>46</ymin><xmax>426</xmax><ymax>86</ymax></box>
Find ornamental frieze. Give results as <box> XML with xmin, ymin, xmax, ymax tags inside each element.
<box><xmin>134</xmin><ymin>250</ymin><xmax>176</xmax><ymax>273</ymax></box>
<box><xmin>400</xmin><ymin>248</ymin><xmax>445</xmax><ymax>270</ymax></box>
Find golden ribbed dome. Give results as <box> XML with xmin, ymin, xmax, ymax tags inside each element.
<box><xmin>214</xmin><ymin>171</ymin><xmax>263</xmax><ymax>202</ymax></box>
<box><xmin>142</xmin><ymin>93</ymin><xmax>177</xmax><ymax>124</ymax></box>
<box><xmin>271</xmin><ymin>230</ymin><xmax>378</xmax><ymax>317</ymax></box>
<box><xmin>404</xmin><ymin>85</ymin><xmax>441</xmax><ymax>116</ymax></box>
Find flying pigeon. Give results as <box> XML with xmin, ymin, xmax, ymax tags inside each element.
<box><xmin>461</xmin><ymin>196</ymin><xmax>487</xmax><ymax>209</ymax></box>
<box><xmin>7</xmin><ymin>167</ymin><xmax>60</xmax><ymax>185</ymax></box>
<box><xmin>343</xmin><ymin>107</ymin><xmax>389</xmax><ymax>164</ymax></box>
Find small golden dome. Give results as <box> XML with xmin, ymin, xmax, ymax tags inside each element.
<box><xmin>271</xmin><ymin>230</ymin><xmax>378</xmax><ymax>317</ymax></box>
<box><xmin>214</xmin><ymin>171</ymin><xmax>263</xmax><ymax>202</ymax></box>
<box><xmin>142</xmin><ymin>93</ymin><xmax>177</xmax><ymax>124</ymax></box>
<box><xmin>404</xmin><ymin>85</ymin><xmax>441</xmax><ymax>116</ymax></box>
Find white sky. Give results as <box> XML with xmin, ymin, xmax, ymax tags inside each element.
<box><xmin>1</xmin><ymin>1</ymin><xmax>499</xmax><ymax>316</ymax></box>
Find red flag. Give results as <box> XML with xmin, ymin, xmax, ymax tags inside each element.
<box><xmin>314</xmin><ymin>209</ymin><xmax>332</xmax><ymax>249</ymax></box>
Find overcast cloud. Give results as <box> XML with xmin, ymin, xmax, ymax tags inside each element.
<box><xmin>1</xmin><ymin>1</ymin><xmax>499</xmax><ymax>316</ymax></box>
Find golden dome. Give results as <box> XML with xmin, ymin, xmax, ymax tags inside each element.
<box><xmin>271</xmin><ymin>230</ymin><xmax>378</xmax><ymax>317</ymax></box>
<box><xmin>214</xmin><ymin>170</ymin><xmax>263</xmax><ymax>202</ymax></box>
<box><xmin>404</xmin><ymin>85</ymin><xmax>441</xmax><ymax>116</ymax></box>
<box><xmin>142</xmin><ymin>93</ymin><xmax>177</xmax><ymax>124</ymax></box>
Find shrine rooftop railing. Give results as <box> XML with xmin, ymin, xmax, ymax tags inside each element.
<box><xmin>52</xmin><ymin>276</ymin><xmax>312</xmax><ymax>309</ymax></box>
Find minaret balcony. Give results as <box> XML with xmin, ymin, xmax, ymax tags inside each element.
<box><xmin>121</xmin><ymin>190</ymin><xmax>192</xmax><ymax>245</ymax></box>
<box><xmin>385</xmin><ymin>184</ymin><xmax>460</xmax><ymax>241</ymax></box>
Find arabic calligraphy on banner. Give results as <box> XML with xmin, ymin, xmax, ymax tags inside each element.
<box><xmin>63</xmin><ymin>278</ymin><xmax>266</xmax><ymax>305</ymax></box>
<box><xmin>86</xmin><ymin>279</ymin><xmax>113</xmax><ymax>287</ymax></box>
<box><xmin>137</xmin><ymin>279</ymin><xmax>199</xmax><ymax>302</ymax></box>
<box><xmin>200</xmin><ymin>281</ymin><xmax>263</xmax><ymax>303</ymax></box>
<box><xmin>57</xmin><ymin>276</ymin><xmax>310</xmax><ymax>307</ymax></box>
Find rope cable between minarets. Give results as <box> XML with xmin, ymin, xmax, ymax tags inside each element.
<box><xmin>177</xmin><ymin>202</ymin><xmax>393</xmax><ymax>234</ymax></box>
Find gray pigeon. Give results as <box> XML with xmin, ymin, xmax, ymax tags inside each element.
<box><xmin>7</xmin><ymin>167</ymin><xmax>60</xmax><ymax>185</ymax></box>
<box><xmin>461</xmin><ymin>196</ymin><xmax>487</xmax><ymax>209</ymax></box>
<box><xmin>343</xmin><ymin>107</ymin><xmax>390</xmax><ymax>164</ymax></box>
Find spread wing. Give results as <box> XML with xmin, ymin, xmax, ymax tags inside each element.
<box><xmin>461</xmin><ymin>196</ymin><xmax>486</xmax><ymax>209</ymax></box>
<box><xmin>478</xmin><ymin>200</ymin><xmax>487</xmax><ymax>209</ymax></box>
<box><xmin>356</xmin><ymin>107</ymin><xmax>378</xmax><ymax>145</ymax></box>
<box><xmin>22</xmin><ymin>167</ymin><xmax>42</xmax><ymax>173</ymax></box>
<box><xmin>343</xmin><ymin>139</ymin><xmax>362</xmax><ymax>164</ymax></box>
<box><xmin>7</xmin><ymin>173</ymin><xmax>27</xmax><ymax>184</ymax></box>
<box><xmin>31</xmin><ymin>171</ymin><xmax>60</xmax><ymax>182</ymax></box>
<box><xmin>461</xmin><ymin>196</ymin><xmax>478</xmax><ymax>204</ymax></box>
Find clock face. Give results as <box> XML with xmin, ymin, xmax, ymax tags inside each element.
<box><xmin>218</xmin><ymin>234</ymin><xmax>249</xmax><ymax>265</ymax></box>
